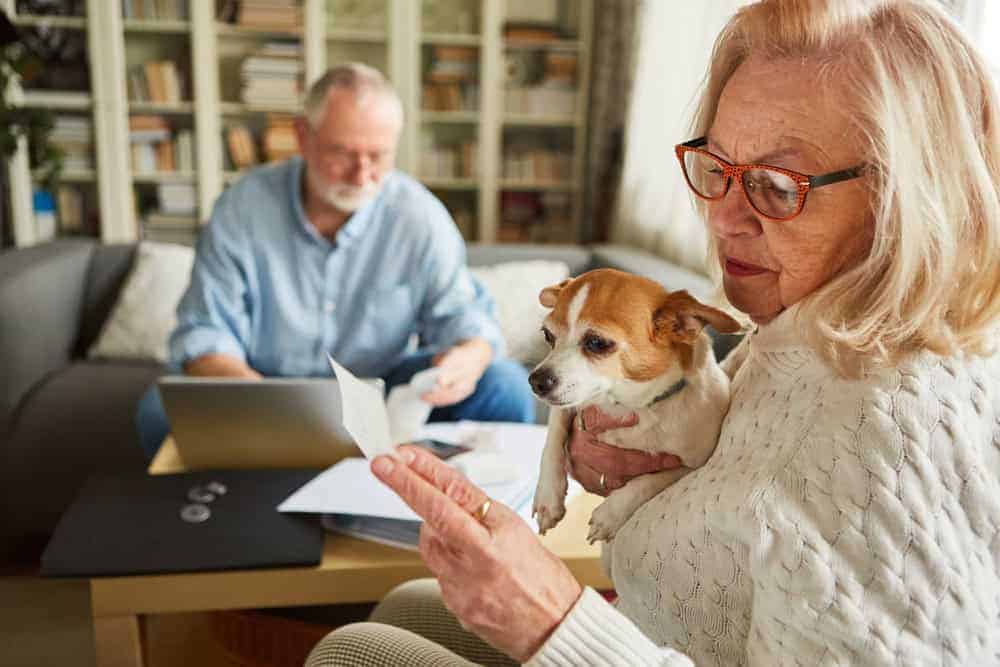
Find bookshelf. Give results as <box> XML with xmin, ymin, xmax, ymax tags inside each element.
<box><xmin>4</xmin><ymin>0</ymin><xmax>593</xmax><ymax>247</ymax></box>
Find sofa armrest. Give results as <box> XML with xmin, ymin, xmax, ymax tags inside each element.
<box><xmin>0</xmin><ymin>239</ymin><xmax>96</xmax><ymax>434</ymax></box>
<box><xmin>588</xmin><ymin>244</ymin><xmax>715</xmax><ymax>301</ymax></box>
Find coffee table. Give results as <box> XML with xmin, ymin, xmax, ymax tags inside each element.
<box><xmin>89</xmin><ymin>438</ymin><xmax>610</xmax><ymax>667</ymax></box>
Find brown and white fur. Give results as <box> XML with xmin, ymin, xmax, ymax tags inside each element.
<box><xmin>529</xmin><ymin>269</ymin><xmax>742</xmax><ymax>543</ymax></box>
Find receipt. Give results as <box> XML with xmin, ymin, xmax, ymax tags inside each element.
<box><xmin>327</xmin><ymin>355</ymin><xmax>438</xmax><ymax>458</ymax></box>
<box><xmin>327</xmin><ymin>355</ymin><xmax>395</xmax><ymax>459</ymax></box>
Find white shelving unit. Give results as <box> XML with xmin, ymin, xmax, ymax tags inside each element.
<box><xmin>4</xmin><ymin>0</ymin><xmax>593</xmax><ymax>247</ymax></box>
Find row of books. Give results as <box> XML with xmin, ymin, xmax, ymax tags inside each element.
<box><xmin>51</xmin><ymin>115</ymin><xmax>94</xmax><ymax>172</ymax></box>
<box><xmin>234</xmin><ymin>0</ymin><xmax>301</xmax><ymax>29</ymax></box>
<box><xmin>241</xmin><ymin>41</ymin><xmax>303</xmax><ymax>106</ymax></box>
<box><xmin>497</xmin><ymin>191</ymin><xmax>574</xmax><ymax>243</ymax></box>
<box><xmin>222</xmin><ymin>117</ymin><xmax>298</xmax><ymax>170</ymax></box>
<box><xmin>425</xmin><ymin>46</ymin><xmax>477</xmax><ymax>84</ymax></box>
<box><xmin>422</xmin><ymin>82</ymin><xmax>479</xmax><ymax>112</ymax></box>
<box><xmin>129</xmin><ymin>116</ymin><xmax>194</xmax><ymax>173</ymax></box>
<box><xmin>139</xmin><ymin>182</ymin><xmax>198</xmax><ymax>245</ymax></box>
<box><xmin>142</xmin><ymin>181</ymin><xmax>200</xmax><ymax>246</ymax></box>
<box><xmin>127</xmin><ymin>61</ymin><xmax>186</xmax><ymax>104</ymax></box>
<box><xmin>502</xmin><ymin>147</ymin><xmax>573</xmax><ymax>182</ymax></box>
<box><xmin>420</xmin><ymin>139</ymin><xmax>477</xmax><ymax>180</ymax></box>
<box><xmin>121</xmin><ymin>0</ymin><xmax>189</xmax><ymax>20</ymax></box>
<box><xmin>32</xmin><ymin>185</ymin><xmax>97</xmax><ymax>242</ymax></box>
<box><xmin>505</xmin><ymin>83</ymin><xmax>576</xmax><ymax>116</ymax></box>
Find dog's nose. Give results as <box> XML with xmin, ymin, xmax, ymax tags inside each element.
<box><xmin>529</xmin><ymin>368</ymin><xmax>558</xmax><ymax>397</ymax></box>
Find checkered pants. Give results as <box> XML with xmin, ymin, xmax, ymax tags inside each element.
<box><xmin>305</xmin><ymin>578</ymin><xmax>518</xmax><ymax>666</ymax></box>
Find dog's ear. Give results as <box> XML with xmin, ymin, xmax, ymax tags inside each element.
<box><xmin>653</xmin><ymin>291</ymin><xmax>742</xmax><ymax>343</ymax></box>
<box><xmin>539</xmin><ymin>279</ymin><xmax>572</xmax><ymax>308</ymax></box>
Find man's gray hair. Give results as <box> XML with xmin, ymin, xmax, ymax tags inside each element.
<box><xmin>304</xmin><ymin>63</ymin><xmax>403</xmax><ymax>128</ymax></box>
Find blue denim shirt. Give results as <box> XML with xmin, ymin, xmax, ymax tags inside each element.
<box><xmin>169</xmin><ymin>157</ymin><xmax>504</xmax><ymax>378</ymax></box>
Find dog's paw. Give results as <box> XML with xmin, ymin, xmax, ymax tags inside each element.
<box><xmin>532</xmin><ymin>479</ymin><xmax>568</xmax><ymax>535</ymax></box>
<box><xmin>586</xmin><ymin>497</ymin><xmax>629</xmax><ymax>543</ymax></box>
<box><xmin>534</xmin><ymin>500</ymin><xmax>566</xmax><ymax>536</ymax></box>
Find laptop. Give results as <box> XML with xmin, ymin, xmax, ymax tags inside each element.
<box><xmin>158</xmin><ymin>376</ymin><xmax>380</xmax><ymax>469</ymax></box>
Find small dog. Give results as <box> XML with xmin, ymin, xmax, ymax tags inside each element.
<box><xmin>529</xmin><ymin>269</ymin><xmax>741</xmax><ymax>542</ymax></box>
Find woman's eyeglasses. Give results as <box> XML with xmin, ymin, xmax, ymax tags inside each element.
<box><xmin>674</xmin><ymin>137</ymin><xmax>865</xmax><ymax>222</ymax></box>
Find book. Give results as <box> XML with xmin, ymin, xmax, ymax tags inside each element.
<box><xmin>57</xmin><ymin>185</ymin><xmax>85</xmax><ymax>233</ymax></box>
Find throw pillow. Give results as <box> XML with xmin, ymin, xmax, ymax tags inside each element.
<box><xmin>470</xmin><ymin>260</ymin><xmax>570</xmax><ymax>366</ymax></box>
<box><xmin>88</xmin><ymin>241</ymin><xmax>195</xmax><ymax>363</ymax></box>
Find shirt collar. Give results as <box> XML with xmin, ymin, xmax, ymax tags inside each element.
<box><xmin>288</xmin><ymin>156</ymin><xmax>391</xmax><ymax>248</ymax></box>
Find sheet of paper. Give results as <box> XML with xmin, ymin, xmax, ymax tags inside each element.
<box><xmin>385</xmin><ymin>367</ymin><xmax>441</xmax><ymax>444</ymax></box>
<box><xmin>279</xmin><ymin>457</ymin><xmax>421</xmax><ymax>520</ymax></box>
<box><xmin>327</xmin><ymin>354</ymin><xmax>395</xmax><ymax>459</ymax></box>
<box><xmin>278</xmin><ymin>420</ymin><xmax>581</xmax><ymax>537</ymax></box>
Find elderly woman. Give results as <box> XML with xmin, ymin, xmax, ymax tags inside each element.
<box><xmin>307</xmin><ymin>0</ymin><xmax>1000</xmax><ymax>664</ymax></box>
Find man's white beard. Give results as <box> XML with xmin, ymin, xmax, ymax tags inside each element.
<box><xmin>319</xmin><ymin>182</ymin><xmax>380</xmax><ymax>213</ymax></box>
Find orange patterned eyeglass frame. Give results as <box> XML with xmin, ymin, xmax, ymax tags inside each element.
<box><xmin>674</xmin><ymin>136</ymin><xmax>866</xmax><ymax>222</ymax></box>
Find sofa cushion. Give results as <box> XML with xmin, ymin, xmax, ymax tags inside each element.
<box><xmin>0</xmin><ymin>361</ymin><xmax>162</xmax><ymax>559</ymax></box>
<box><xmin>87</xmin><ymin>242</ymin><xmax>195</xmax><ymax>363</ymax></box>
<box><xmin>470</xmin><ymin>260</ymin><xmax>571</xmax><ymax>366</ymax></box>
<box><xmin>467</xmin><ymin>243</ymin><xmax>592</xmax><ymax>276</ymax></box>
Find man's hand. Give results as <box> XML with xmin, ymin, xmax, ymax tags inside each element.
<box><xmin>183</xmin><ymin>353</ymin><xmax>261</xmax><ymax>379</ymax></box>
<box><xmin>422</xmin><ymin>338</ymin><xmax>493</xmax><ymax>407</ymax></box>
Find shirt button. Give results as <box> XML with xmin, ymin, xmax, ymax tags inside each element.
<box><xmin>323</xmin><ymin>300</ymin><xmax>336</xmax><ymax>314</ymax></box>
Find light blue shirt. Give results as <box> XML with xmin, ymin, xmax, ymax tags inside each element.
<box><xmin>169</xmin><ymin>157</ymin><xmax>504</xmax><ymax>378</ymax></box>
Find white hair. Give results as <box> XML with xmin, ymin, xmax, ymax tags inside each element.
<box><xmin>303</xmin><ymin>63</ymin><xmax>403</xmax><ymax>129</ymax></box>
<box><xmin>692</xmin><ymin>0</ymin><xmax>1000</xmax><ymax>377</ymax></box>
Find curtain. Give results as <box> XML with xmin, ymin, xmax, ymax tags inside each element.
<box><xmin>611</xmin><ymin>2</ymin><xmax>752</xmax><ymax>275</ymax></box>
<box><xmin>582</xmin><ymin>0</ymin><xmax>641</xmax><ymax>243</ymax></box>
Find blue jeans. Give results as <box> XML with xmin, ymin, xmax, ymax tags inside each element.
<box><xmin>135</xmin><ymin>353</ymin><xmax>535</xmax><ymax>461</ymax></box>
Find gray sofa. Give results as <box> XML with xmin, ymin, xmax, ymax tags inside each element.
<box><xmin>0</xmin><ymin>238</ymin><xmax>728</xmax><ymax>563</ymax></box>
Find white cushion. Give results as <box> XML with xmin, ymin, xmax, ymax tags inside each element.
<box><xmin>87</xmin><ymin>242</ymin><xmax>195</xmax><ymax>363</ymax></box>
<box><xmin>471</xmin><ymin>260</ymin><xmax>570</xmax><ymax>366</ymax></box>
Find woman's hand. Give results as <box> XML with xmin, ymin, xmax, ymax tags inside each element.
<box><xmin>567</xmin><ymin>406</ymin><xmax>683</xmax><ymax>496</ymax></box>
<box><xmin>372</xmin><ymin>445</ymin><xmax>582</xmax><ymax>663</ymax></box>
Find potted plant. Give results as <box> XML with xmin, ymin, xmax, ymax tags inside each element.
<box><xmin>0</xmin><ymin>9</ymin><xmax>68</xmax><ymax>245</ymax></box>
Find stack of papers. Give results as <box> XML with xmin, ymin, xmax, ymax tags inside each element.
<box><xmin>279</xmin><ymin>421</ymin><xmax>580</xmax><ymax>550</ymax></box>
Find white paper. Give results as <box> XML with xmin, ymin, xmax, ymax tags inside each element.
<box><xmin>385</xmin><ymin>367</ymin><xmax>441</xmax><ymax>444</ymax></box>
<box><xmin>279</xmin><ymin>457</ymin><xmax>422</xmax><ymax>520</ymax></box>
<box><xmin>327</xmin><ymin>354</ymin><xmax>395</xmax><ymax>459</ymax></box>
<box><xmin>278</xmin><ymin>421</ymin><xmax>572</xmax><ymax>534</ymax></box>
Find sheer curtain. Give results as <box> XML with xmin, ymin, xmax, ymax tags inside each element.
<box><xmin>611</xmin><ymin>2</ymin><xmax>752</xmax><ymax>275</ymax></box>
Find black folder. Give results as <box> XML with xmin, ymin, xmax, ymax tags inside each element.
<box><xmin>41</xmin><ymin>469</ymin><xmax>323</xmax><ymax>577</ymax></box>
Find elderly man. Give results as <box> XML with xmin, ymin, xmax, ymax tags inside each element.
<box><xmin>135</xmin><ymin>63</ymin><xmax>533</xmax><ymax>460</ymax></box>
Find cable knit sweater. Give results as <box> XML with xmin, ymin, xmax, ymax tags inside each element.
<box><xmin>527</xmin><ymin>307</ymin><xmax>1000</xmax><ymax>666</ymax></box>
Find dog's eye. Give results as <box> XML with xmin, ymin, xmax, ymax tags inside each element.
<box><xmin>583</xmin><ymin>334</ymin><xmax>615</xmax><ymax>355</ymax></box>
<box><xmin>542</xmin><ymin>327</ymin><xmax>555</xmax><ymax>347</ymax></box>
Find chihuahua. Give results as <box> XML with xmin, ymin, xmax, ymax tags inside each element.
<box><xmin>529</xmin><ymin>269</ymin><xmax>741</xmax><ymax>542</ymax></box>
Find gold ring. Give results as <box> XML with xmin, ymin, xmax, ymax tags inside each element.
<box><xmin>599</xmin><ymin>473</ymin><xmax>607</xmax><ymax>493</ymax></box>
<box><xmin>474</xmin><ymin>498</ymin><xmax>492</xmax><ymax>524</ymax></box>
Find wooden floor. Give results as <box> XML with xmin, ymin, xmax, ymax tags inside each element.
<box><xmin>0</xmin><ymin>574</ymin><xmax>370</xmax><ymax>667</ymax></box>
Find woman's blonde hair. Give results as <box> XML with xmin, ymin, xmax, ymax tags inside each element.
<box><xmin>694</xmin><ymin>0</ymin><xmax>1000</xmax><ymax>376</ymax></box>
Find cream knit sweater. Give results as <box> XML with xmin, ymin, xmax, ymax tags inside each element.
<box><xmin>528</xmin><ymin>308</ymin><xmax>1000</xmax><ymax>666</ymax></box>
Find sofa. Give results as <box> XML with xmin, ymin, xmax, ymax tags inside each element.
<box><xmin>0</xmin><ymin>238</ymin><xmax>733</xmax><ymax>563</ymax></box>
